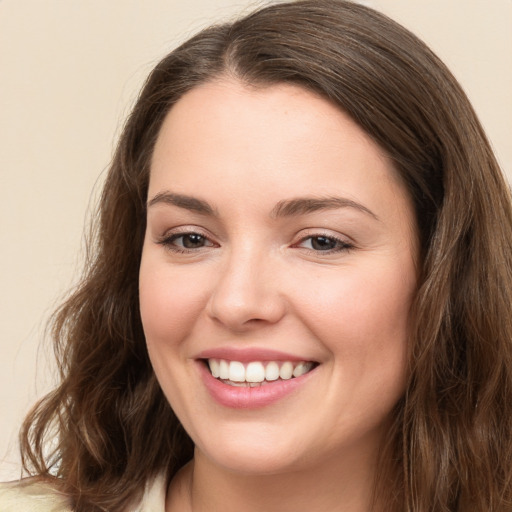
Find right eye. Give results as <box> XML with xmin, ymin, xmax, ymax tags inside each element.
<box><xmin>158</xmin><ymin>231</ymin><xmax>215</xmax><ymax>253</ymax></box>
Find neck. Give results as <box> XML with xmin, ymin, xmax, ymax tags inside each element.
<box><xmin>167</xmin><ymin>445</ymin><xmax>385</xmax><ymax>512</ymax></box>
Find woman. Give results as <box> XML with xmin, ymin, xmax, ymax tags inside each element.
<box><xmin>2</xmin><ymin>0</ymin><xmax>512</xmax><ymax>510</ymax></box>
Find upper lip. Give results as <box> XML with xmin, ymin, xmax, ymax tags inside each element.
<box><xmin>195</xmin><ymin>347</ymin><xmax>316</xmax><ymax>363</ymax></box>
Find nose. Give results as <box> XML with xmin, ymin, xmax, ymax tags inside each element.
<box><xmin>206</xmin><ymin>248</ymin><xmax>286</xmax><ymax>331</ymax></box>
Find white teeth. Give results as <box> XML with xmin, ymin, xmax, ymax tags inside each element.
<box><xmin>265</xmin><ymin>361</ymin><xmax>280</xmax><ymax>381</ymax></box>
<box><xmin>229</xmin><ymin>361</ymin><xmax>246</xmax><ymax>382</ymax></box>
<box><xmin>207</xmin><ymin>358</ymin><xmax>314</xmax><ymax>383</ymax></box>
<box><xmin>279</xmin><ymin>361</ymin><xmax>294</xmax><ymax>380</ymax></box>
<box><xmin>293</xmin><ymin>362</ymin><xmax>313</xmax><ymax>377</ymax></box>
<box><xmin>208</xmin><ymin>359</ymin><xmax>220</xmax><ymax>378</ymax></box>
<box><xmin>246</xmin><ymin>362</ymin><xmax>266</xmax><ymax>383</ymax></box>
<box><xmin>293</xmin><ymin>362</ymin><xmax>307</xmax><ymax>378</ymax></box>
<box><xmin>219</xmin><ymin>359</ymin><xmax>230</xmax><ymax>380</ymax></box>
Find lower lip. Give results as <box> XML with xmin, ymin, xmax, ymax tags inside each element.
<box><xmin>198</xmin><ymin>362</ymin><xmax>315</xmax><ymax>409</ymax></box>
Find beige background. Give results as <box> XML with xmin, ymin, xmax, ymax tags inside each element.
<box><xmin>1</xmin><ymin>0</ymin><xmax>511</xmax><ymax>480</ymax></box>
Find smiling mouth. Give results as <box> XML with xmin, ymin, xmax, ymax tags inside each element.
<box><xmin>205</xmin><ymin>359</ymin><xmax>317</xmax><ymax>387</ymax></box>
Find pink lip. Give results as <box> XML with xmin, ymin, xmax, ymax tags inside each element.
<box><xmin>197</xmin><ymin>360</ymin><xmax>317</xmax><ymax>409</ymax></box>
<box><xmin>196</xmin><ymin>347</ymin><xmax>309</xmax><ymax>363</ymax></box>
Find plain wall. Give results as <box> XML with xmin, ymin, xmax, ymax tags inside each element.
<box><xmin>1</xmin><ymin>0</ymin><xmax>511</xmax><ymax>480</ymax></box>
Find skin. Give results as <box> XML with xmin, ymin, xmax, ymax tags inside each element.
<box><xmin>139</xmin><ymin>78</ymin><xmax>419</xmax><ymax>512</ymax></box>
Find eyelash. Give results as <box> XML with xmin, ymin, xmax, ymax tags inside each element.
<box><xmin>156</xmin><ymin>230</ymin><xmax>354</xmax><ymax>255</ymax></box>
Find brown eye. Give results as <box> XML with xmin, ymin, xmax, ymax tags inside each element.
<box><xmin>158</xmin><ymin>231</ymin><xmax>215</xmax><ymax>253</ymax></box>
<box><xmin>310</xmin><ymin>236</ymin><xmax>339</xmax><ymax>251</ymax></box>
<box><xmin>296</xmin><ymin>234</ymin><xmax>353</xmax><ymax>253</ymax></box>
<box><xmin>180</xmin><ymin>233</ymin><xmax>208</xmax><ymax>249</ymax></box>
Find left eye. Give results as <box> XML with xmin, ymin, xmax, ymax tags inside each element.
<box><xmin>298</xmin><ymin>235</ymin><xmax>351</xmax><ymax>252</ymax></box>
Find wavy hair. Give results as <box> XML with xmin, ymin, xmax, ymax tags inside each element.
<box><xmin>21</xmin><ymin>1</ymin><xmax>512</xmax><ymax>510</ymax></box>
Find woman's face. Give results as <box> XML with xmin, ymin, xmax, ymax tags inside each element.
<box><xmin>140</xmin><ymin>79</ymin><xmax>418</xmax><ymax>475</ymax></box>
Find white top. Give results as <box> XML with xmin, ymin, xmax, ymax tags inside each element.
<box><xmin>0</xmin><ymin>474</ymin><xmax>167</xmax><ymax>512</ymax></box>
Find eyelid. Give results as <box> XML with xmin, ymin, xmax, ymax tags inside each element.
<box><xmin>159</xmin><ymin>225</ymin><xmax>210</xmax><ymax>238</ymax></box>
<box><xmin>293</xmin><ymin>227</ymin><xmax>354</xmax><ymax>244</ymax></box>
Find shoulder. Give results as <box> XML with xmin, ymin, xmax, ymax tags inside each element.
<box><xmin>0</xmin><ymin>477</ymin><xmax>71</xmax><ymax>512</ymax></box>
<box><xmin>0</xmin><ymin>473</ymin><xmax>167</xmax><ymax>512</ymax></box>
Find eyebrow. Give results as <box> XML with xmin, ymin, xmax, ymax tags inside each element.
<box><xmin>270</xmin><ymin>196</ymin><xmax>378</xmax><ymax>220</ymax></box>
<box><xmin>147</xmin><ymin>192</ymin><xmax>217</xmax><ymax>216</ymax></box>
<box><xmin>147</xmin><ymin>191</ymin><xmax>377</xmax><ymax>220</ymax></box>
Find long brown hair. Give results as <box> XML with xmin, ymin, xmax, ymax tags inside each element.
<box><xmin>21</xmin><ymin>1</ymin><xmax>512</xmax><ymax>510</ymax></box>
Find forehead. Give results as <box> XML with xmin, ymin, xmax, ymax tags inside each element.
<box><xmin>149</xmin><ymin>79</ymin><xmax>414</xmax><ymax>229</ymax></box>
<box><xmin>153</xmin><ymin>80</ymin><xmax>389</xmax><ymax>178</ymax></box>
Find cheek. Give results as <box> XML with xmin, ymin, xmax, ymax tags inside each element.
<box><xmin>298</xmin><ymin>267</ymin><xmax>413</xmax><ymax>337</ymax></box>
<box><xmin>139</xmin><ymin>255</ymin><xmax>205</xmax><ymax>348</ymax></box>
<box><xmin>294</xmin><ymin>263</ymin><xmax>413</xmax><ymax>394</ymax></box>
<box><xmin>138</xmin><ymin>254</ymin><xmax>206</xmax><ymax>415</ymax></box>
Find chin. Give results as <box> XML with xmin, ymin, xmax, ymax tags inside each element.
<box><xmin>194</xmin><ymin>426</ymin><xmax>309</xmax><ymax>475</ymax></box>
